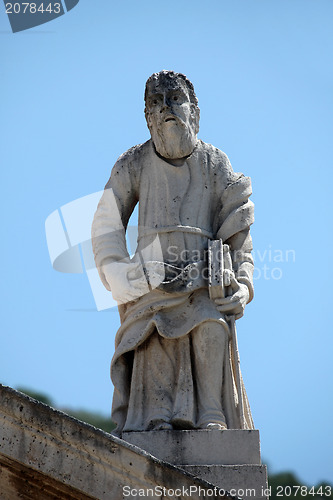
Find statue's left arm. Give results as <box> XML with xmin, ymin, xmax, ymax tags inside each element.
<box><xmin>215</xmin><ymin>228</ymin><xmax>254</xmax><ymax>319</ymax></box>
<box><xmin>214</xmin><ymin>168</ymin><xmax>255</xmax><ymax>319</ymax></box>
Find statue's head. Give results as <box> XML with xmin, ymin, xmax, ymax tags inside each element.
<box><xmin>144</xmin><ymin>70</ymin><xmax>200</xmax><ymax>160</ymax></box>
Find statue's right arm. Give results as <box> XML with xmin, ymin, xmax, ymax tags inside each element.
<box><xmin>91</xmin><ymin>155</ymin><xmax>142</xmax><ymax>301</ymax></box>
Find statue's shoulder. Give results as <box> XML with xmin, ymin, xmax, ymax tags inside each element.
<box><xmin>197</xmin><ymin>140</ymin><xmax>231</xmax><ymax>167</ymax></box>
<box><xmin>197</xmin><ymin>140</ymin><xmax>245</xmax><ymax>186</ymax></box>
<box><xmin>197</xmin><ymin>139</ymin><xmax>235</xmax><ymax>173</ymax></box>
<box><xmin>107</xmin><ymin>141</ymin><xmax>151</xmax><ymax>188</ymax></box>
<box><xmin>115</xmin><ymin>140</ymin><xmax>151</xmax><ymax>169</ymax></box>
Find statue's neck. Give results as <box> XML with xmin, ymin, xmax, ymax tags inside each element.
<box><xmin>153</xmin><ymin>143</ymin><xmax>191</xmax><ymax>167</ymax></box>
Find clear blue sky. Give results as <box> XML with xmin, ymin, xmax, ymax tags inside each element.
<box><xmin>1</xmin><ymin>0</ymin><xmax>332</xmax><ymax>486</ymax></box>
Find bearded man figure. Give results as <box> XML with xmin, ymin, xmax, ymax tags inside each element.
<box><xmin>92</xmin><ymin>70</ymin><xmax>255</xmax><ymax>436</ymax></box>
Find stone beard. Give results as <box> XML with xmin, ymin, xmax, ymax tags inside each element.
<box><xmin>147</xmin><ymin>106</ymin><xmax>198</xmax><ymax>160</ymax></box>
<box><xmin>92</xmin><ymin>71</ymin><xmax>255</xmax><ymax>435</ymax></box>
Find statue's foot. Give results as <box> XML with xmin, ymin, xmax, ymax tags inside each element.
<box><xmin>204</xmin><ymin>423</ymin><xmax>227</xmax><ymax>430</ymax></box>
<box><xmin>148</xmin><ymin>419</ymin><xmax>173</xmax><ymax>431</ymax></box>
<box><xmin>153</xmin><ymin>422</ymin><xmax>173</xmax><ymax>430</ymax></box>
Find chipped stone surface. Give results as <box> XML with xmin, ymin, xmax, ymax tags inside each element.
<box><xmin>123</xmin><ymin>430</ymin><xmax>268</xmax><ymax>500</ymax></box>
<box><xmin>183</xmin><ymin>465</ymin><xmax>268</xmax><ymax>500</ymax></box>
<box><xmin>123</xmin><ymin>429</ymin><xmax>261</xmax><ymax>465</ymax></box>
<box><xmin>0</xmin><ymin>385</ymin><xmax>235</xmax><ymax>500</ymax></box>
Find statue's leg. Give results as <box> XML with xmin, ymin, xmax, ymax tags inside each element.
<box><xmin>191</xmin><ymin>321</ymin><xmax>228</xmax><ymax>429</ymax></box>
<box><xmin>124</xmin><ymin>330</ymin><xmax>194</xmax><ymax>431</ymax></box>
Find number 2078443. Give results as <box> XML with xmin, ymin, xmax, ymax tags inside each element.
<box><xmin>275</xmin><ymin>485</ymin><xmax>332</xmax><ymax>497</ymax></box>
<box><xmin>5</xmin><ymin>3</ymin><xmax>61</xmax><ymax>14</ymax></box>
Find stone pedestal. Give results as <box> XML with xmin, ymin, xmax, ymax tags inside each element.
<box><xmin>123</xmin><ymin>430</ymin><xmax>269</xmax><ymax>500</ymax></box>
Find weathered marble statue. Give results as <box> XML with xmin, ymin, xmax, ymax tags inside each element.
<box><xmin>92</xmin><ymin>70</ymin><xmax>255</xmax><ymax>436</ymax></box>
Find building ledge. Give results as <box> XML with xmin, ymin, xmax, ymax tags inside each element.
<box><xmin>0</xmin><ymin>384</ymin><xmax>234</xmax><ymax>500</ymax></box>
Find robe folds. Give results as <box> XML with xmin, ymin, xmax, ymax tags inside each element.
<box><xmin>92</xmin><ymin>139</ymin><xmax>255</xmax><ymax>435</ymax></box>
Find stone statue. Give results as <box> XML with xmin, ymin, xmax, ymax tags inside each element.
<box><xmin>92</xmin><ymin>70</ymin><xmax>255</xmax><ymax>436</ymax></box>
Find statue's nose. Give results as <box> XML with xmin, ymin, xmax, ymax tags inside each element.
<box><xmin>160</xmin><ymin>94</ymin><xmax>171</xmax><ymax>112</ymax></box>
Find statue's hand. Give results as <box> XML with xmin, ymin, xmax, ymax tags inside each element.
<box><xmin>214</xmin><ymin>272</ymin><xmax>249</xmax><ymax>320</ymax></box>
<box><xmin>103</xmin><ymin>259</ymin><xmax>149</xmax><ymax>304</ymax></box>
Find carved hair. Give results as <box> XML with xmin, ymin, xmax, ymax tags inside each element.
<box><xmin>144</xmin><ymin>70</ymin><xmax>199</xmax><ymax>108</ymax></box>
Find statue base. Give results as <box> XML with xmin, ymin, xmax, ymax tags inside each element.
<box><xmin>123</xmin><ymin>430</ymin><xmax>269</xmax><ymax>499</ymax></box>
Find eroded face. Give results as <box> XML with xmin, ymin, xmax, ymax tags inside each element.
<box><xmin>145</xmin><ymin>78</ymin><xmax>199</xmax><ymax>159</ymax></box>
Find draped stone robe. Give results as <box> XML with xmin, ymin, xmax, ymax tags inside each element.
<box><xmin>92</xmin><ymin>139</ymin><xmax>255</xmax><ymax>436</ymax></box>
